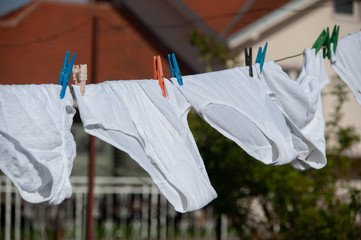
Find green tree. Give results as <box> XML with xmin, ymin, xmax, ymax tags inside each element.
<box><xmin>189</xmin><ymin>30</ymin><xmax>361</xmax><ymax>239</ymax></box>
<box><xmin>189</xmin><ymin>30</ymin><xmax>239</xmax><ymax>71</ymax></box>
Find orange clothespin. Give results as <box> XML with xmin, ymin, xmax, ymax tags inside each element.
<box><xmin>153</xmin><ymin>55</ymin><xmax>166</xmax><ymax>97</ymax></box>
<box><xmin>72</xmin><ymin>64</ymin><xmax>87</xmax><ymax>96</ymax></box>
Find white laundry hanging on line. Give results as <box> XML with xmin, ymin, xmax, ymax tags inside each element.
<box><xmin>0</xmin><ymin>84</ymin><xmax>76</xmax><ymax>205</ymax></box>
<box><xmin>331</xmin><ymin>30</ymin><xmax>361</xmax><ymax>106</ymax></box>
<box><xmin>254</xmin><ymin>49</ymin><xmax>329</xmax><ymax>170</ymax></box>
<box><xmin>72</xmin><ymin>79</ymin><xmax>217</xmax><ymax>213</ymax></box>
<box><xmin>170</xmin><ymin>66</ymin><xmax>299</xmax><ymax>166</ymax></box>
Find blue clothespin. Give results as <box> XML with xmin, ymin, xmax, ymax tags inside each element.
<box><xmin>168</xmin><ymin>53</ymin><xmax>183</xmax><ymax>86</ymax></box>
<box><xmin>58</xmin><ymin>50</ymin><xmax>76</xmax><ymax>99</ymax></box>
<box><xmin>168</xmin><ymin>54</ymin><xmax>176</xmax><ymax>79</ymax></box>
<box><xmin>255</xmin><ymin>42</ymin><xmax>268</xmax><ymax>73</ymax></box>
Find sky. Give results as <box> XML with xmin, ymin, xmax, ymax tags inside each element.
<box><xmin>0</xmin><ymin>0</ymin><xmax>90</xmax><ymax>16</ymax></box>
<box><xmin>0</xmin><ymin>0</ymin><xmax>31</xmax><ymax>16</ymax></box>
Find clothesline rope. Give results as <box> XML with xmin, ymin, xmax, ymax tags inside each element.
<box><xmin>274</xmin><ymin>52</ymin><xmax>303</xmax><ymax>62</ymax></box>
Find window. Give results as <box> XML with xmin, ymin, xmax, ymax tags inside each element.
<box><xmin>334</xmin><ymin>0</ymin><xmax>354</xmax><ymax>14</ymax></box>
<box><xmin>333</xmin><ymin>0</ymin><xmax>360</xmax><ymax>21</ymax></box>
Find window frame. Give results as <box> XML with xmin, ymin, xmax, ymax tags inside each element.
<box><xmin>332</xmin><ymin>0</ymin><xmax>361</xmax><ymax>22</ymax></box>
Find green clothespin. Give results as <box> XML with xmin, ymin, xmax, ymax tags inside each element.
<box><xmin>312</xmin><ymin>29</ymin><xmax>327</xmax><ymax>54</ymax></box>
<box><xmin>313</xmin><ymin>26</ymin><xmax>340</xmax><ymax>59</ymax></box>
<box><xmin>322</xmin><ymin>25</ymin><xmax>340</xmax><ymax>60</ymax></box>
<box><xmin>330</xmin><ymin>25</ymin><xmax>340</xmax><ymax>54</ymax></box>
<box><xmin>323</xmin><ymin>27</ymin><xmax>330</xmax><ymax>59</ymax></box>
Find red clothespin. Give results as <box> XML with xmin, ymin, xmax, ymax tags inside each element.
<box><xmin>153</xmin><ymin>55</ymin><xmax>166</xmax><ymax>97</ymax></box>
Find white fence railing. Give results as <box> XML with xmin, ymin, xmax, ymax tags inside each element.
<box><xmin>0</xmin><ymin>176</ymin><xmax>232</xmax><ymax>240</ymax></box>
<box><xmin>1</xmin><ymin>175</ymin><xmax>361</xmax><ymax>240</ymax></box>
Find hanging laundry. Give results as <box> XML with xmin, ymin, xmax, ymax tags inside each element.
<box><xmin>72</xmin><ymin>79</ymin><xmax>217</xmax><ymax>213</ymax></box>
<box><xmin>331</xmin><ymin>31</ymin><xmax>361</xmax><ymax>106</ymax></box>
<box><xmin>0</xmin><ymin>84</ymin><xmax>76</xmax><ymax>205</ymax></box>
<box><xmin>170</xmin><ymin>67</ymin><xmax>299</xmax><ymax>166</ymax></box>
<box><xmin>254</xmin><ymin>49</ymin><xmax>329</xmax><ymax>170</ymax></box>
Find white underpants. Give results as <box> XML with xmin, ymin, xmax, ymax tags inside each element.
<box><xmin>255</xmin><ymin>49</ymin><xmax>329</xmax><ymax>170</ymax></box>
<box><xmin>72</xmin><ymin>79</ymin><xmax>217</xmax><ymax>213</ymax></box>
<box><xmin>331</xmin><ymin>31</ymin><xmax>361</xmax><ymax>106</ymax></box>
<box><xmin>0</xmin><ymin>84</ymin><xmax>76</xmax><ymax>205</ymax></box>
<box><xmin>171</xmin><ymin>67</ymin><xmax>298</xmax><ymax>166</ymax></box>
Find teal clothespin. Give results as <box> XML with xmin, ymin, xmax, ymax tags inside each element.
<box><xmin>168</xmin><ymin>54</ymin><xmax>175</xmax><ymax>78</ymax></box>
<box><xmin>168</xmin><ymin>53</ymin><xmax>183</xmax><ymax>85</ymax></box>
<box><xmin>255</xmin><ymin>42</ymin><xmax>268</xmax><ymax>73</ymax></box>
<box><xmin>58</xmin><ymin>50</ymin><xmax>76</xmax><ymax>99</ymax></box>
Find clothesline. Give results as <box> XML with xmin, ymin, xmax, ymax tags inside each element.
<box><xmin>274</xmin><ymin>52</ymin><xmax>304</xmax><ymax>62</ymax></box>
<box><xmin>0</xmin><ymin>30</ymin><xmax>360</xmax><ymax>215</ymax></box>
<box><xmin>274</xmin><ymin>44</ymin><xmax>332</xmax><ymax>62</ymax></box>
<box><xmin>0</xmin><ymin>49</ymin><xmax>330</xmax><ymax>211</ymax></box>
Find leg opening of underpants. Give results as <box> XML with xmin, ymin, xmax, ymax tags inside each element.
<box><xmin>0</xmin><ymin>132</ymin><xmax>53</xmax><ymax>198</ymax></box>
<box><xmin>84</xmin><ymin>124</ymin><xmax>189</xmax><ymax>211</ymax></box>
<box><xmin>204</xmin><ymin>104</ymin><xmax>279</xmax><ymax>163</ymax></box>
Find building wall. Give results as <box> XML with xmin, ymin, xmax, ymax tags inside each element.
<box><xmin>0</xmin><ymin>1</ymin><xmax>175</xmax><ymax>85</ymax></box>
<box><xmin>0</xmin><ymin>1</ymin><xmax>188</xmax><ymax>177</ymax></box>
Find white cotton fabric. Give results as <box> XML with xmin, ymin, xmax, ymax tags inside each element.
<box><xmin>255</xmin><ymin>48</ymin><xmax>329</xmax><ymax>170</ymax></box>
<box><xmin>331</xmin><ymin>31</ymin><xmax>361</xmax><ymax>106</ymax></box>
<box><xmin>72</xmin><ymin>80</ymin><xmax>217</xmax><ymax>213</ymax></box>
<box><xmin>0</xmin><ymin>84</ymin><xmax>76</xmax><ymax>205</ymax></box>
<box><xmin>170</xmin><ymin>67</ymin><xmax>298</xmax><ymax>166</ymax></box>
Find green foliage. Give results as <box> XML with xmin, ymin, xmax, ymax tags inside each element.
<box><xmin>326</xmin><ymin>76</ymin><xmax>360</xmax><ymax>156</ymax></box>
<box><xmin>189</xmin><ymin>30</ymin><xmax>239</xmax><ymax>70</ymax></box>
<box><xmin>189</xmin><ymin>31</ymin><xmax>361</xmax><ymax>239</ymax></box>
<box><xmin>189</xmin><ymin>108</ymin><xmax>361</xmax><ymax>239</ymax></box>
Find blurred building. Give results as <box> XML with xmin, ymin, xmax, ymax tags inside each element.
<box><xmin>1</xmin><ymin>1</ymin><xmax>361</xmax><ymax>238</ymax></box>
<box><xmin>0</xmin><ymin>0</ymin><xmax>194</xmax><ymax>177</ymax></box>
<box><xmin>1</xmin><ymin>0</ymin><xmax>361</xmax><ymax>177</ymax></box>
<box><xmin>118</xmin><ymin>0</ymin><xmax>361</xmax><ymax>158</ymax></box>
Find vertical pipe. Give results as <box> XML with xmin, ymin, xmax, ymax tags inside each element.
<box><xmin>76</xmin><ymin>192</ymin><xmax>83</xmax><ymax>240</ymax></box>
<box><xmin>141</xmin><ymin>185</ymin><xmax>149</xmax><ymax>239</ymax></box>
<box><xmin>5</xmin><ymin>178</ymin><xmax>11</xmax><ymax>240</ymax></box>
<box><xmin>14</xmin><ymin>193</ymin><xmax>20</xmax><ymax>240</ymax></box>
<box><xmin>86</xmin><ymin>135</ymin><xmax>96</xmax><ymax>240</ymax></box>
<box><xmin>0</xmin><ymin>178</ymin><xmax>2</xmax><ymax>239</ymax></box>
<box><xmin>86</xmin><ymin>15</ymin><xmax>98</xmax><ymax>240</ymax></box>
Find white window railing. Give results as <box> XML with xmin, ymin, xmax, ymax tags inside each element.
<box><xmin>0</xmin><ymin>176</ymin><xmax>231</xmax><ymax>240</ymax></box>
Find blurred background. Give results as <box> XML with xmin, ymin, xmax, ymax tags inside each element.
<box><xmin>1</xmin><ymin>0</ymin><xmax>361</xmax><ymax>239</ymax></box>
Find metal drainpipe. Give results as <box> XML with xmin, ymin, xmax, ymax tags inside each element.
<box><xmin>86</xmin><ymin>15</ymin><xmax>98</xmax><ymax>240</ymax></box>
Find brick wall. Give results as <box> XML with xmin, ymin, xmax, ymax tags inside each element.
<box><xmin>0</xmin><ymin>1</ymin><xmax>182</xmax><ymax>85</ymax></box>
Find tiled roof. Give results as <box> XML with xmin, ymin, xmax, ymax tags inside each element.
<box><xmin>181</xmin><ymin>0</ymin><xmax>248</xmax><ymax>34</ymax></box>
<box><xmin>0</xmin><ymin>1</ymin><xmax>181</xmax><ymax>85</ymax></box>
<box><xmin>229</xmin><ymin>0</ymin><xmax>293</xmax><ymax>36</ymax></box>
<box><xmin>181</xmin><ymin>0</ymin><xmax>292</xmax><ymax>37</ymax></box>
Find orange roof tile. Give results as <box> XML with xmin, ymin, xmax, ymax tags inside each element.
<box><xmin>181</xmin><ymin>0</ymin><xmax>248</xmax><ymax>33</ymax></box>
<box><xmin>229</xmin><ymin>0</ymin><xmax>292</xmax><ymax>36</ymax></box>
<box><xmin>181</xmin><ymin>0</ymin><xmax>292</xmax><ymax>36</ymax></box>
